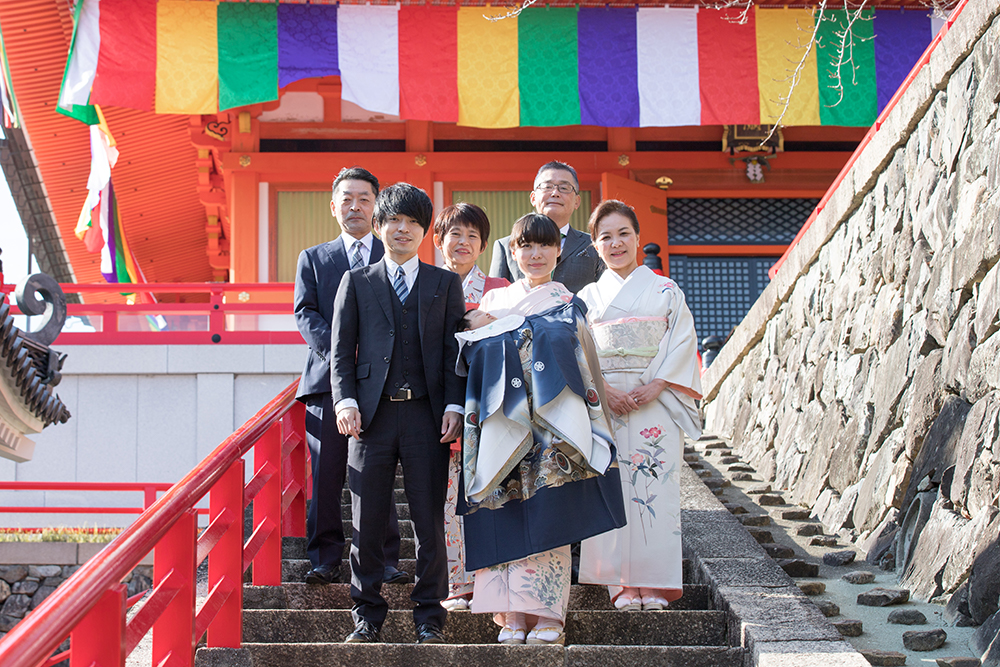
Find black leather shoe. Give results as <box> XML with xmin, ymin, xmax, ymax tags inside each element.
<box><xmin>345</xmin><ymin>620</ymin><xmax>381</xmax><ymax>643</ymax></box>
<box><xmin>305</xmin><ymin>565</ymin><xmax>343</xmax><ymax>585</ymax></box>
<box><xmin>415</xmin><ymin>623</ymin><xmax>445</xmax><ymax>644</ymax></box>
<box><xmin>383</xmin><ymin>566</ymin><xmax>411</xmax><ymax>584</ymax></box>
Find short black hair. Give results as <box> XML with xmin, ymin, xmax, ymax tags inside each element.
<box><xmin>457</xmin><ymin>310</ymin><xmax>476</xmax><ymax>333</ymax></box>
<box><xmin>534</xmin><ymin>161</ymin><xmax>579</xmax><ymax>190</ymax></box>
<box><xmin>332</xmin><ymin>166</ymin><xmax>379</xmax><ymax>198</ymax></box>
<box><xmin>373</xmin><ymin>182</ymin><xmax>434</xmax><ymax>233</ymax></box>
<box><xmin>434</xmin><ymin>203</ymin><xmax>491</xmax><ymax>252</ymax></box>
<box><xmin>509</xmin><ymin>213</ymin><xmax>560</xmax><ymax>250</ymax></box>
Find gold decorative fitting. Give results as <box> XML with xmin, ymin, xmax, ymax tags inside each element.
<box><xmin>415</xmin><ymin>154</ymin><xmax>427</xmax><ymax>167</ymax></box>
<box><xmin>238</xmin><ymin>111</ymin><xmax>251</xmax><ymax>134</ymax></box>
<box><xmin>204</xmin><ymin>122</ymin><xmax>229</xmax><ymax>142</ymax></box>
<box><xmin>238</xmin><ymin>291</ymin><xmax>251</xmax><ymax>303</ymax></box>
<box><xmin>239</xmin><ymin>155</ymin><xmax>251</xmax><ymax>168</ymax></box>
<box><xmin>618</xmin><ymin>154</ymin><xmax>630</xmax><ymax>166</ymax></box>
<box><xmin>655</xmin><ymin>176</ymin><xmax>674</xmax><ymax>191</ymax></box>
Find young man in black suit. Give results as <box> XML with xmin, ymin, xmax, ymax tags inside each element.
<box><xmin>293</xmin><ymin>167</ymin><xmax>406</xmax><ymax>586</ymax></box>
<box><xmin>332</xmin><ymin>183</ymin><xmax>466</xmax><ymax>644</ymax></box>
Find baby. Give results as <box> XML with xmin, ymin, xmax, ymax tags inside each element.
<box><xmin>458</xmin><ymin>308</ymin><xmax>498</xmax><ymax>332</ymax></box>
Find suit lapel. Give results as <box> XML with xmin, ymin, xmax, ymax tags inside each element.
<box><xmin>417</xmin><ymin>262</ymin><xmax>441</xmax><ymax>340</ymax></box>
<box><xmin>370</xmin><ymin>237</ymin><xmax>384</xmax><ymax>264</ymax></box>
<box><xmin>556</xmin><ymin>228</ymin><xmax>589</xmax><ymax>268</ymax></box>
<box><xmin>365</xmin><ymin>260</ymin><xmax>395</xmax><ymax>325</ymax></box>
<box><xmin>324</xmin><ymin>238</ymin><xmax>350</xmax><ymax>276</ymax></box>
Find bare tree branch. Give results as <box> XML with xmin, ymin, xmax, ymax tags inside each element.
<box><xmin>823</xmin><ymin>1</ymin><xmax>873</xmax><ymax>109</ymax></box>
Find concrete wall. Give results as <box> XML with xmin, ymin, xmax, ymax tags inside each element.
<box><xmin>0</xmin><ymin>344</ymin><xmax>303</xmax><ymax>526</ymax></box>
<box><xmin>702</xmin><ymin>0</ymin><xmax>1000</xmax><ymax>623</ymax></box>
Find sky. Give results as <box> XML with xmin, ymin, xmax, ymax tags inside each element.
<box><xmin>0</xmin><ymin>175</ymin><xmax>31</xmax><ymax>285</ymax></box>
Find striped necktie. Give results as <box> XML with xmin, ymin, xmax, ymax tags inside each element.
<box><xmin>350</xmin><ymin>240</ymin><xmax>364</xmax><ymax>269</ymax></box>
<box><xmin>393</xmin><ymin>267</ymin><xmax>409</xmax><ymax>303</ymax></box>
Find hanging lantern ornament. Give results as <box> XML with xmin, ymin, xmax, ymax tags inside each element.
<box><xmin>729</xmin><ymin>155</ymin><xmax>772</xmax><ymax>183</ymax></box>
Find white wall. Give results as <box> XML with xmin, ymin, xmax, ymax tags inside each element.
<box><xmin>0</xmin><ymin>344</ymin><xmax>304</xmax><ymax>527</ymax></box>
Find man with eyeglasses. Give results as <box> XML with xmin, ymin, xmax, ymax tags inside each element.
<box><xmin>488</xmin><ymin>161</ymin><xmax>605</xmax><ymax>293</ymax></box>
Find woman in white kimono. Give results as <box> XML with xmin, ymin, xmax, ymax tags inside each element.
<box><xmin>464</xmin><ymin>213</ymin><xmax>622</xmax><ymax>645</ymax></box>
<box><xmin>578</xmin><ymin>200</ymin><xmax>703</xmax><ymax>612</ymax></box>
<box><xmin>432</xmin><ymin>203</ymin><xmax>509</xmax><ymax>610</ymax></box>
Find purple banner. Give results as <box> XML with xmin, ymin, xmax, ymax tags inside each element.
<box><xmin>578</xmin><ymin>7</ymin><xmax>639</xmax><ymax>128</ymax></box>
<box><xmin>874</xmin><ymin>10</ymin><xmax>931</xmax><ymax>114</ymax></box>
<box><xmin>278</xmin><ymin>4</ymin><xmax>340</xmax><ymax>89</ymax></box>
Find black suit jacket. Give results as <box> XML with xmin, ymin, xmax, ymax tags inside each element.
<box><xmin>331</xmin><ymin>260</ymin><xmax>466</xmax><ymax>431</ymax></box>
<box><xmin>488</xmin><ymin>226</ymin><xmax>604</xmax><ymax>294</ymax></box>
<box><xmin>294</xmin><ymin>235</ymin><xmax>384</xmax><ymax>399</ymax></box>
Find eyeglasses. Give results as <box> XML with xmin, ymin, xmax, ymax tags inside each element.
<box><xmin>534</xmin><ymin>182</ymin><xmax>578</xmax><ymax>195</ymax></box>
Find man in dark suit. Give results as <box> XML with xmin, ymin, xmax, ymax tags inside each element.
<box><xmin>294</xmin><ymin>166</ymin><xmax>406</xmax><ymax>586</ymax></box>
<box><xmin>489</xmin><ymin>160</ymin><xmax>605</xmax><ymax>293</ymax></box>
<box><xmin>332</xmin><ymin>183</ymin><xmax>465</xmax><ymax>645</ymax></box>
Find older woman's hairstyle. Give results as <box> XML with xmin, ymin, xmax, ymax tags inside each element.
<box><xmin>588</xmin><ymin>199</ymin><xmax>640</xmax><ymax>240</ymax></box>
<box><xmin>434</xmin><ymin>203</ymin><xmax>491</xmax><ymax>252</ymax></box>
<box><xmin>509</xmin><ymin>213</ymin><xmax>561</xmax><ymax>250</ymax></box>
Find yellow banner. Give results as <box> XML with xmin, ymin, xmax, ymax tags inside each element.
<box><xmin>155</xmin><ymin>1</ymin><xmax>219</xmax><ymax>114</ymax></box>
<box><xmin>457</xmin><ymin>7</ymin><xmax>519</xmax><ymax>128</ymax></box>
<box><xmin>756</xmin><ymin>8</ymin><xmax>820</xmax><ymax>126</ymax></box>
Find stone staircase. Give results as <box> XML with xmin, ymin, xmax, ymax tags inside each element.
<box><xmin>233</xmin><ymin>470</ymin><xmax>744</xmax><ymax>667</ymax></box>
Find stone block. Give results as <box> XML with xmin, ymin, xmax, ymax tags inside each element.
<box><xmin>746</xmin><ymin>528</ymin><xmax>772</xmax><ymax>544</ymax></box>
<box><xmin>751</xmin><ymin>639</ymin><xmax>870</xmax><ymax>667</ymax></box>
<box><xmin>167</xmin><ymin>345</ymin><xmax>265</xmax><ymax>373</ymax></box>
<box><xmin>814</xmin><ymin>600</ymin><xmax>840</xmax><ymax>617</ymax></box>
<box><xmin>823</xmin><ymin>550</ymin><xmax>857</xmax><ymax>567</ymax></box>
<box><xmin>263</xmin><ymin>345</ymin><xmax>308</xmax><ymax>374</ymax></box>
<box><xmin>860</xmin><ymin>649</ymin><xmax>907</xmax><ymax>666</ymax></box>
<box><xmin>812</xmin><ymin>536</ymin><xmax>839</xmax><ymax>548</ymax></box>
<box><xmin>733</xmin><ymin>472</ymin><xmax>754</xmax><ymax>481</ymax></box>
<box><xmin>934</xmin><ymin>658</ymin><xmax>982</xmax><ymax>667</ymax></box>
<box><xmin>76</xmin><ymin>375</ymin><xmax>139</xmax><ymax>483</ymax></box>
<box><xmin>27</xmin><ymin>565</ymin><xmax>60</xmax><ymax>578</ymax></box>
<box><xmin>902</xmin><ymin>628</ymin><xmax>947</xmax><ymax>651</ymax></box>
<box><xmin>758</xmin><ymin>494</ymin><xmax>785</xmax><ymax>506</ymax></box>
<box><xmin>833</xmin><ymin>619</ymin><xmax>862</xmax><ymax>637</ymax></box>
<box><xmin>739</xmin><ymin>515</ymin><xmax>771</xmax><ymax>527</ymax></box>
<box><xmin>11</xmin><ymin>581</ymin><xmax>38</xmax><ymax>596</ymax></box>
<box><xmin>59</xmin><ymin>345</ymin><xmax>168</xmax><ymax>374</ymax></box>
<box><xmin>797</xmin><ymin>524</ymin><xmax>823</xmax><ymax>537</ymax></box>
<box><xmin>843</xmin><ymin>571</ymin><xmax>876</xmax><ymax>585</ymax></box>
<box><xmin>797</xmin><ymin>582</ymin><xmax>826</xmax><ymax>596</ymax></box>
<box><xmin>857</xmin><ymin>587</ymin><xmax>910</xmax><ymax>606</ymax></box>
<box><xmin>782</xmin><ymin>510</ymin><xmax>812</xmax><ymax>521</ymax></box>
<box><xmin>763</xmin><ymin>544</ymin><xmax>796</xmax><ymax>559</ymax></box>
<box><xmin>0</xmin><ymin>566</ymin><xmax>27</xmax><ymax>583</ymax></box>
<box><xmin>195</xmin><ymin>647</ymin><xmax>253</xmax><ymax>667</ymax></box>
<box><xmin>699</xmin><ymin>559</ymin><xmax>795</xmax><ymax>589</ymax></box>
<box><xmin>680</xmin><ymin>518</ymin><xmax>767</xmax><ymax>560</ymax></box>
<box><xmin>972</xmin><ymin>608</ymin><xmax>1000</xmax><ymax>657</ymax></box>
<box><xmin>888</xmin><ymin>609</ymin><xmax>927</xmax><ymax>625</ymax></box>
<box><xmin>776</xmin><ymin>560</ymin><xmax>819</xmax><ymax>578</ymax></box>
<box><xmin>1</xmin><ymin>594</ymin><xmax>29</xmax><ymax>618</ymax></box>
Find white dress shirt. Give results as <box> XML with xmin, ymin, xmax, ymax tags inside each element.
<box><xmin>560</xmin><ymin>224</ymin><xmax>570</xmax><ymax>252</ymax></box>
<box><xmin>342</xmin><ymin>232</ymin><xmax>374</xmax><ymax>266</ymax></box>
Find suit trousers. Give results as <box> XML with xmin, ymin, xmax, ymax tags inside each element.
<box><xmin>304</xmin><ymin>394</ymin><xmax>400</xmax><ymax>571</ymax></box>
<box><xmin>348</xmin><ymin>397</ymin><xmax>450</xmax><ymax>629</ymax></box>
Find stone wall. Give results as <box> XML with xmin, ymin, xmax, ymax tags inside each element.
<box><xmin>702</xmin><ymin>0</ymin><xmax>1000</xmax><ymax>629</ymax></box>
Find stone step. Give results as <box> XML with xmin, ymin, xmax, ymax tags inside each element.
<box><xmin>282</xmin><ymin>555</ymin><xmax>697</xmax><ymax>586</ymax></box>
<box><xmin>244</xmin><ymin>583</ymin><xmax>713</xmax><ymax>612</ymax></box>
<box><xmin>242</xmin><ymin>609</ymin><xmax>729</xmax><ymax>646</ymax></box>
<box><xmin>238</xmin><ymin>643</ymin><xmax>743</xmax><ymax>667</ymax></box>
<box><xmin>282</xmin><ymin>536</ymin><xmax>416</xmax><ymax>561</ymax></box>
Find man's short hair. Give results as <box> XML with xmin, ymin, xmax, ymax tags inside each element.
<box><xmin>434</xmin><ymin>203</ymin><xmax>491</xmax><ymax>252</ymax></box>
<box><xmin>373</xmin><ymin>183</ymin><xmax>434</xmax><ymax>233</ymax></box>
<box><xmin>534</xmin><ymin>161</ymin><xmax>579</xmax><ymax>190</ymax></box>
<box><xmin>332</xmin><ymin>166</ymin><xmax>379</xmax><ymax>198</ymax></box>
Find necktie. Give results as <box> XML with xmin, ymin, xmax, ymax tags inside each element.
<box><xmin>393</xmin><ymin>267</ymin><xmax>409</xmax><ymax>303</ymax></box>
<box><xmin>350</xmin><ymin>240</ymin><xmax>364</xmax><ymax>269</ymax></box>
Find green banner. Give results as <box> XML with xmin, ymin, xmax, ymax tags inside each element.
<box><xmin>817</xmin><ymin>9</ymin><xmax>877</xmax><ymax>127</ymax></box>
<box><xmin>218</xmin><ymin>2</ymin><xmax>279</xmax><ymax>112</ymax></box>
<box><xmin>518</xmin><ymin>8</ymin><xmax>580</xmax><ymax>127</ymax></box>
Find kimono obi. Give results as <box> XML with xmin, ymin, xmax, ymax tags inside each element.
<box><xmin>591</xmin><ymin>316</ymin><xmax>667</xmax><ymax>371</ymax></box>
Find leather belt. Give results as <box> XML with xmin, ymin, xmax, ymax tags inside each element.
<box><xmin>385</xmin><ymin>388</ymin><xmax>415</xmax><ymax>402</ymax></box>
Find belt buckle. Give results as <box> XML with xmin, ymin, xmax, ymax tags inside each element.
<box><xmin>389</xmin><ymin>388</ymin><xmax>412</xmax><ymax>402</ymax></box>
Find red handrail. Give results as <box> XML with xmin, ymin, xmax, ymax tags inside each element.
<box><xmin>0</xmin><ymin>380</ymin><xmax>306</xmax><ymax>667</ymax></box>
<box><xmin>768</xmin><ymin>0</ymin><xmax>967</xmax><ymax>280</ymax></box>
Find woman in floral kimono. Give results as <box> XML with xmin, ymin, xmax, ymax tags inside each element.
<box><xmin>432</xmin><ymin>203</ymin><xmax>509</xmax><ymax>610</ymax></box>
<box><xmin>460</xmin><ymin>213</ymin><xmax>624</xmax><ymax>645</ymax></box>
<box><xmin>578</xmin><ymin>200</ymin><xmax>703</xmax><ymax>612</ymax></box>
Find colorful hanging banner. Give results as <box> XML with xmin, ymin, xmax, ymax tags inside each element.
<box><xmin>457</xmin><ymin>6</ymin><xmax>519</xmax><ymax>129</ymax></box>
<box><xmin>399</xmin><ymin>6</ymin><xmax>457</xmax><ymax>123</ymax></box>
<box><xmin>277</xmin><ymin>4</ymin><xmax>339</xmax><ymax>89</ymax></box>
<box><xmin>59</xmin><ymin>1</ymin><xmax>936</xmax><ymax>129</ymax></box>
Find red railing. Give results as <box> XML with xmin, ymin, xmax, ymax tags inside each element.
<box><xmin>768</xmin><ymin>0</ymin><xmax>967</xmax><ymax>280</ymax></box>
<box><xmin>0</xmin><ymin>381</ymin><xmax>307</xmax><ymax>667</ymax></box>
<box><xmin>3</xmin><ymin>283</ymin><xmax>301</xmax><ymax>345</ymax></box>
<box><xmin>0</xmin><ymin>482</ymin><xmax>196</xmax><ymax>516</ymax></box>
